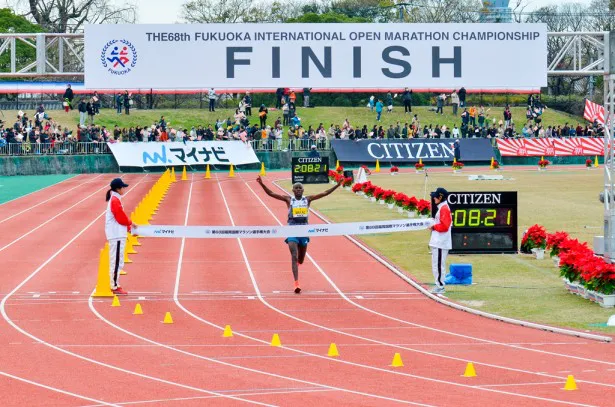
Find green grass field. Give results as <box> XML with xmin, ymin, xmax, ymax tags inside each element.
<box><xmin>281</xmin><ymin>166</ymin><xmax>615</xmax><ymax>333</ymax></box>
<box><xmin>9</xmin><ymin>106</ymin><xmax>582</xmax><ymax>137</ymax></box>
<box><xmin>0</xmin><ymin>175</ymin><xmax>75</xmax><ymax>204</ymax></box>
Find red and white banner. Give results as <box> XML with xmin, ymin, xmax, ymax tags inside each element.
<box><xmin>584</xmin><ymin>99</ymin><xmax>606</xmax><ymax>125</ymax></box>
<box><xmin>497</xmin><ymin>138</ymin><xmax>604</xmax><ymax>157</ymax></box>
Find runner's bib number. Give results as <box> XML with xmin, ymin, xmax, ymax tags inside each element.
<box><xmin>292</xmin><ymin>207</ymin><xmax>308</xmax><ymax>217</ymax></box>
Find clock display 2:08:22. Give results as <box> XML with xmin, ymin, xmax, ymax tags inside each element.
<box><xmin>452</xmin><ymin>208</ymin><xmax>513</xmax><ymax>228</ymax></box>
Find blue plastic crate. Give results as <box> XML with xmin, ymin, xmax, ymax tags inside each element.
<box><xmin>444</xmin><ymin>263</ymin><xmax>473</xmax><ymax>285</ymax></box>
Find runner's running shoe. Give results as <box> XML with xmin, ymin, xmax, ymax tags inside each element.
<box><xmin>294</xmin><ymin>280</ymin><xmax>301</xmax><ymax>294</ymax></box>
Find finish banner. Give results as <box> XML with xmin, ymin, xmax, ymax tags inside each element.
<box><xmin>497</xmin><ymin>138</ymin><xmax>604</xmax><ymax>157</ymax></box>
<box><xmin>107</xmin><ymin>141</ymin><xmax>259</xmax><ymax>167</ymax></box>
<box><xmin>132</xmin><ymin>218</ymin><xmax>435</xmax><ymax>239</ymax></box>
<box><xmin>331</xmin><ymin>139</ymin><xmax>495</xmax><ymax>163</ymax></box>
<box><xmin>85</xmin><ymin>23</ymin><xmax>547</xmax><ymax>90</ymax></box>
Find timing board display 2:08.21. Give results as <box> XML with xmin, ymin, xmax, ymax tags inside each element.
<box><xmin>444</xmin><ymin>191</ymin><xmax>518</xmax><ymax>254</ymax></box>
<box><xmin>291</xmin><ymin>157</ymin><xmax>329</xmax><ymax>184</ymax></box>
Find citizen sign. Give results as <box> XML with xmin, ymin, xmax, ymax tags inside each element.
<box><xmin>331</xmin><ymin>139</ymin><xmax>495</xmax><ymax>163</ymax></box>
<box><xmin>448</xmin><ymin>193</ymin><xmax>502</xmax><ymax>205</ymax></box>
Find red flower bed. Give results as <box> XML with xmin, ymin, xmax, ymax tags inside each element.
<box><xmin>342</xmin><ymin>177</ymin><xmax>353</xmax><ymax>187</ymax></box>
<box><xmin>390</xmin><ymin>166</ymin><xmax>399</xmax><ymax>173</ymax></box>
<box><xmin>336</xmin><ymin>165</ymin><xmax>344</xmax><ymax>174</ymax></box>
<box><xmin>538</xmin><ymin>159</ymin><xmax>550</xmax><ymax>168</ymax></box>
<box><xmin>352</xmin><ymin>183</ymin><xmax>364</xmax><ymax>193</ymax></box>
<box><xmin>546</xmin><ymin>231</ymin><xmax>570</xmax><ymax>257</ymax></box>
<box><xmin>452</xmin><ymin>162</ymin><xmax>464</xmax><ymax>170</ymax></box>
<box><xmin>520</xmin><ymin>224</ymin><xmax>547</xmax><ymax>253</ymax></box>
<box><xmin>415</xmin><ymin>162</ymin><xmax>425</xmax><ymax>170</ymax></box>
<box><xmin>586</xmin><ymin>159</ymin><xmax>592</xmax><ymax>167</ymax></box>
<box><xmin>417</xmin><ymin>199</ymin><xmax>431</xmax><ymax>216</ymax></box>
<box><xmin>361</xmin><ymin>165</ymin><xmax>372</xmax><ymax>175</ymax></box>
<box><xmin>382</xmin><ymin>189</ymin><xmax>396</xmax><ymax>204</ymax></box>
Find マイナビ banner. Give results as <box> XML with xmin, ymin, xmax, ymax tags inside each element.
<box><xmin>85</xmin><ymin>23</ymin><xmax>547</xmax><ymax>90</ymax></box>
<box><xmin>107</xmin><ymin>141</ymin><xmax>259</xmax><ymax>167</ymax></box>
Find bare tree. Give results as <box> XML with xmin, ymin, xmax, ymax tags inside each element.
<box><xmin>181</xmin><ymin>0</ymin><xmax>303</xmax><ymax>23</ymax></box>
<box><xmin>9</xmin><ymin>0</ymin><xmax>137</xmax><ymax>32</ymax></box>
<box><xmin>402</xmin><ymin>0</ymin><xmax>482</xmax><ymax>23</ymax></box>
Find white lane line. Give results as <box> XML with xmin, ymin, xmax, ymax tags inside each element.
<box><xmin>0</xmin><ymin>174</ymin><xmax>79</xmax><ymax>208</ymax></box>
<box><xmin>0</xmin><ymin>370</ymin><xmax>118</xmax><ymax>407</ymax></box>
<box><xmin>259</xmin><ymin>178</ymin><xmax>615</xmax><ymax>378</ymax></box>
<box><xmin>156</xmin><ymin>175</ymin><xmax>431</xmax><ymax>406</ymax></box>
<box><xmin>0</xmin><ymin>174</ymin><xmax>104</xmax><ymax>224</ymax></box>
<box><xmin>1</xmin><ymin>175</ymin><xmax>268</xmax><ymax>407</ymax></box>
<box><xmin>0</xmin><ymin>183</ymin><xmax>110</xmax><ymax>254</ymax></box>
<box><xmin>355</xmin><ymin>296</ymin><xmax>364</xmax><ymax>299</ymax></box>
<box><xmin>78</xmin><ymin>388</ymin><xmax>335</xmax><ymax>407</ymax></box>
<box><xmin>213</xmin><ymin>178</ymin><xmax>600</xmax><ymax>407</ymax></box>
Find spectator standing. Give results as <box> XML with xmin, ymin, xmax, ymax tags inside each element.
<box><xmin>208</xmin><ymin>88</ymin><xmax>216</xmax><ymax>112</ymax></box>
<box><xmin>303</xmin><ymin>88</ymin><xmax>312</xmax><ymax>107</ymax></box>
<box><xmin>87</xmin><ymin>98</ymin><xmax>96</xmax><ymax>125</ymax></box>
<box><xmin>289</xmin><ymin>90</ymin><xmax>297</xmax><ymax>104</ymax></box>
<box><xmin>259</xmin><ymin>104</ymin><xmax>268</xmax><ymax>128</ymax></box>
<box><xmin>308</xmin><ymin>144</ymin><xmax>320</xmax><ymax>158</ymax></box>
<box><xmin>78</xmin><ymin>99</ymin><xmax>87</xmax><ymax>127</ymax></box>
<box><xmin>458</xmin><ymin>86</ymin><xmax>467</xmax><ymax>107</ymax></box>
<box><xmin>244</xmin><ymin>92</ymin><xmax>252</xmax><ymax>116</ymax></box>
<box><xmin>115</xmin><ymin>93</ymin><xmax>123</xmax><ymax>114</ymax></box>
<box><xmin>93</xmin><ymin>91</ymin><xmax>101</xmax><ymax>114</ymax></box>
<box><xmin>504</xmin><ymin>106</ymin><xmax>512</xmax><ymax>128</ymax></box>
<box><xmin>436</xmin><ymin>93</ymin><xmax>445</xmax><ymax>115</ymax></box>
<box><xmin>402</xmin><ymin>88</ymin><xmax>412</xmax><ymax>113</ymax></box>
<box><xmin>454</xmin><ymin>139</ymin><xmax>461</xmax><ymax>161</ymax></box>
<box><xmin>451</xmin><ymin>90</ymin><xmax>459</xmax><ymax>116</ymax></box>
<box><xmin>275</xmin><ymin>88</ymin><xmax>284</xmax><ymax>109</ymax></box>
<box><xmin>123</xmin><ymin>91</ymin><xmax>131</xmax><ymax>115</ymax></box>
<box><xmin>385</xmin><ymin>92</ymin><xmax>393</xmax><ymax>112</ymax></box>
<box><xmin>63</xmin><ymin>84</ymin><xmax>74</xmax><ymax>112</ymax></box>
<box><xmin>375</xmin><ymin>99</ymin><xmax>383</xmax><ymax>122</ymax></box>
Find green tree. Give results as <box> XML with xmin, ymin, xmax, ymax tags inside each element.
<box><xmin>0</xmin><ymin>8</ymin><xmax>43</xmax><ymax>73</ymax></box>
<box><xmin>288</xmin><ymin>11</ymin><xmax>370</xmax><ymax>23</ymax></box>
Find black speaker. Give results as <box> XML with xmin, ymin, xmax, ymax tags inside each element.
<box><xmin>343</xmin><ymin>170</ymin><xmax>354</xmax><ymax>181</ymax></box>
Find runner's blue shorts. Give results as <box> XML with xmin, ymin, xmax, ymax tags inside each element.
<box><xmin>285</xmin><ymin>237</ymin><xmax>310</xmax><ymax>247</ymax></box>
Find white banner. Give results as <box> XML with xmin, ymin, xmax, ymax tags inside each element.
<box><xmin>85</xmin><ymin>23</ymin><xmax>547</xmax><ymax>90</ymax></box>
<box><xmin>132</xmin><ymin>218</ymin><xmax>434</xmax><ymax>238</ymax></box>
<box><xmin>107</xmin><ymin>141</ymin><xmax>259</xmax><ymax>167</ymax></box>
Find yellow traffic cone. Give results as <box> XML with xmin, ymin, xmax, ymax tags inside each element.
<box><xmin>229</xmin><ymin>164</ymin><xmax>235</xmax><ymax>178</ymax></box>
<box><xmin>594</xmin><ymin>155</ymin><xmax>599</xmax><ymax>168</ymax></box>
<box><xmin>111</xmin><ymin>295</ymin><xmax>120</xmax><ymax>307</ymax></box>
<box><xmin>462</xmin><ymin>362</ymin><xmax>477</xmax><ymax>377</ymax></box>
<box><xmin>270</xmin><ymin>333</ymin><xmax>281</xmax><ymax>347</ymax></box>
<box><xmin>163</xmin><ymin>312</ymin><xmax>174</xmax><ymax>324</ymax></box>
<box><xmin>171</xmin><ymin>167</ymin><xmax>177</xmax><ymax>182</ymax></box>
<box><xmin>453</xmin><ymin>157</ymin><xmax>457</xmax><ymax>164</ymax></box>
<box><xmin>120</xmin><ymin>270</ymin><xmax>127</xmax><ymax>275</ymax></box>
<box><xmin>336</xmin><ymin>160</ymin><xmax>340</xmax><ymax>169</ymax></box>
<box><xmin>563</xmin><ymin>375</ymin><xmax>577</xmax><ymax>391</ymax></box>
<box><xmin>419</xmin><ymin>158</ymin><xmax>423</xmax><ymax>166</ymax></box>
<box><xmin>223</xmin><ymin>325</ymin><xmax>233</xmax><ymax>337</ymax></box>
<box><xmin>126</xmin><ymin>237</ymin><xmax>137</xmax><ymax>254</ymax></box>
<box><xmin>133</xmin><ymin>303</ymin><xmax>143</xmax><ymax>315</ymax></box>
<box><xmin>327</xmin><ymin>343</ymin><xmax>339</xmax><ymax>357</ymax></box>
<box><xmin>181</xmin><ymin>166</ymin><xmax>188</xmax><ymax>181</ymax></box>
<box><xmin>541</xmin><ymin>156</ymin><xmax>545</xmax><ymax>162</ymax></box>
<box><xmin>123</xmin><ymin>245</ymin><xmax>132</xmax><ymax>264</ymax></box>
<box><xmin>490</xmin><ymin>157</ymin><xmax>495</xmax><ymax>169</ymax></box>
<box><xmin>205</xmin><ymin>164</ymin><xmax>211</xmax><ymax>179</ymax></box>
<box><xmin>390</xmin><ymin>353</ymin><xmax>404</xmax><ymax>367</ymax></box>
<box><xmin>129</xmin><ymin>232</ymin><xmax>140</xmax><ymax>247</ymax></box>
<box><xmin>92</xmin><ymin>246</ymin><xmax>114</xmax><ymax>297</ymax></box>
<box><xmin>375</xmin><ymin>159</ymin><xmax>380</xmax><ymax>173</ymax></box>
<box><xmin>260</xmin><ymin>162</ymin><xmax>266</xmax><ymax>176</ymax></box>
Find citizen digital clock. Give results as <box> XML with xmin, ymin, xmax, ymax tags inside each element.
<box><xmin>291</xmin><ymin>157</ymin><xmax>329</xmax><ymax>184</ymax></box>
<box><xmin>445</xmin><ymin>191</ymin><xmax>518</xmax><ymax>254</ymax></box>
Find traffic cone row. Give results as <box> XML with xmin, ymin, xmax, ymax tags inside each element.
<box><xmin>93</xmin><ymin>170</ymin><xmax>173</xmax><ymax>298</ymax></box>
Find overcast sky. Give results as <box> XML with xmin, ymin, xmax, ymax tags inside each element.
<box><xmin>132</xmin><ymin>0</ymin><xmax>594</xmax><ymax>24</ymax></box>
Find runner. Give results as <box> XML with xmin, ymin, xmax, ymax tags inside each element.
<box><xmin>105</xmin><ymin>177</ymin><xmax>134</xmax><ymax>295</ymax></box>
<box><xmin>256</xmin><ymin>175</ymin><xmax>342</xmax><ymax>293</ymax></box>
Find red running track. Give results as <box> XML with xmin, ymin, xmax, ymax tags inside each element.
<box><xmin>0</xmin><ymin>172</ymin><xmax>613</xmax><ymax>406</ymax></box>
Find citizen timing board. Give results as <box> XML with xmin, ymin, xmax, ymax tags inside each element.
<box><xmin>445</xmin><ymin>191</ymin><xmax>518</xmax><ymax>254</ymax></box>
<box><xmin>291</xmin><ymin>157</ymin><xmax>329</xmax><ymax>184</ymax></box>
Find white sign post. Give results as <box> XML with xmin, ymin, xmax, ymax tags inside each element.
<box><xmin>85</xmin><ymin>23</ymin><xmax>547</xmax><ymax>90</ymax></box>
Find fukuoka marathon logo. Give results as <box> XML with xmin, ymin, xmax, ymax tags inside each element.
<box><xmin>101</xmin><ymin>39</ymin><xmax>137</xmax><ymax>75</ymax></box>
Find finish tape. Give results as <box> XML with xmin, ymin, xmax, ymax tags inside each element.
<box><xmin>132</xmin><ymin>218</ymin><xmax>434</xmax><ymax>239</ymax></box>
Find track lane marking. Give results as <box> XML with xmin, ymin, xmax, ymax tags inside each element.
<box><xmin>1</xmin><ymin>175</ymin><xmax>271</xmax><ymax>407</ymax></box>
<box><xmin>0</xmin><ymin>370</ymin><xmax>119</xmax><ymax>406</ymax></box>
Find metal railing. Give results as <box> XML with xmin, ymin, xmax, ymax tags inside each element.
<box><xmin>0</xmin><ymin>141</ymin><xmax>110</xmax><ymax>156</ymax></box>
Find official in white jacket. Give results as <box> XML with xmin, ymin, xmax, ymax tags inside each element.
<box><xmin>105</xmin><ymin>178</ymin><xmax>134</xmax><ymax>295</ymax></box>
<box><xmin>429</xmin><ymin>187</ymin><xmax>452</xmax><ymax>294</ymax></box>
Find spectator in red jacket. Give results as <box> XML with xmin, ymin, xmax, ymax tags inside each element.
<box><xmin>429</xmin><ymin>187</ymin><xmax>452</xmax><ymax>295</ymax></box>
<box><xmin>105</xmin><ymin>178</ymin><xmax>134</xmax><ymax>295</ymax></box>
